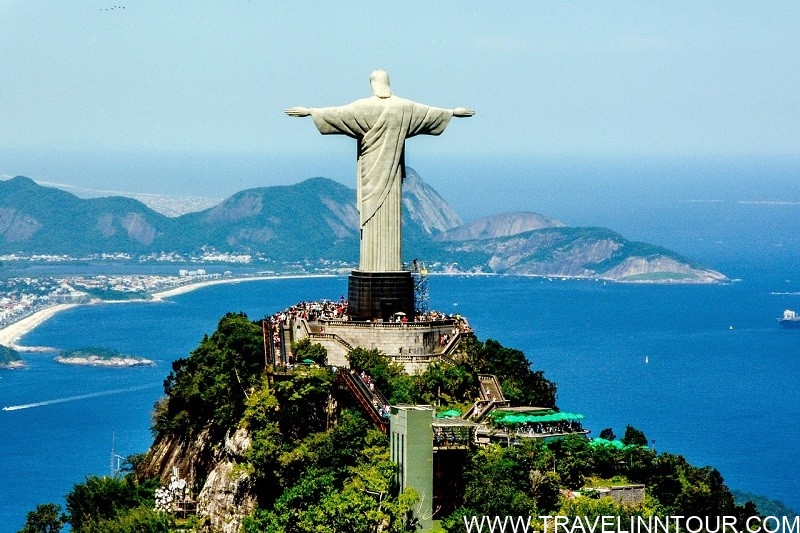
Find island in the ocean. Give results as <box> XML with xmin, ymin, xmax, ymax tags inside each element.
<box><xmin>54</xmin><ymin>347</ymin><xmax>155</xmax><ymax>367</ymax></box>
<box><xmin>0</xmin><ymin>345</ymin><xmax>25</xmax><ymax>369</ymax></box>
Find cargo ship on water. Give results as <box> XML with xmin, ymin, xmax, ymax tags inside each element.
<box><xmin>778</xmin><ymin>309</ymin><xmax>800</xmax><ymax>328</ymax></box>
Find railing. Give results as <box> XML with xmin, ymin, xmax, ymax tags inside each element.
<box><xmin>308</xmin><ymin>332</ymin><xmax>354</xmax><ymax>352</ymax></box>
<box><xmin>478</xmin><ymin>374</ymin><xmax>507</xmax><ymax>403</ymax></box>
<box><xmin>463</xmin><ymin>399</ymin><xmax>490</xmax><ymax>420</ymax></box>
<box><xmin>335</xmin><ymin>371</ymin><xmax>388</xmax><ymax>433</ymax></box>
<box><xmin>280</xmin><ymin>324</ymin><xmax>293</xmax><ymax>364</ymax></box>
<box><xmin>436</xmin><ymin>330</ymin><xmax>470</xmax><ymax>360</ymax></box>
<box><xmin>320</xmin><ymin>318</ymin><xmax>457</xmax><ymax>329</ymax></box>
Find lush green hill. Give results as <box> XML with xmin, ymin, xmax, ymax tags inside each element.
<box><xmin>28</xmin><ymin>313</ymin><xmax>755</xmax><ymax>531</ymax></box>
<box><xmin>173</xmin><ymin>177</ymin><xmax>360</xmax><ymax>261</ymax></box>
<box><xmin>0</xmin><ymin>176</ymin><xmax>171</xmax><ymax>254</ymax></box>
<box><xmin>0</xmin><ymin>173</ymin><xmax>725</xmax><ymax>281</ymax></box>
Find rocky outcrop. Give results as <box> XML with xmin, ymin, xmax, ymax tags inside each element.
<box><xmin>54</xmin><ymin>355</ymin><xmax>155</xmax><ymax>366</ymax></box>
<box><xmin>403</xmin><ymin>167</ymin><xmax>463</xmax><ymax>234</ymax></box>
<box><xmin>121</xmin><ymin>212</ymin><xmax>157</xmax><ymax>245</ymax></box>
<box><xmin>0</xmin><ymin>207</ymin><xmax>42</xmax><ymax>243</ymax></box>
<box><xmin>602</xmin><ymin>256</ymin><xmax>727</xmax><ymax>283</ymax></box>
<box><xmin>437</xmin><ymin>211</ymin><xmax>563</xmax><ymax>241</ymax></box>
<box><xmin>196</xmin><ymin>429</ymin><xmax>256</xmax><ymax>533</ymax></box>
<box><xmin>139</xmin><ymin>428</ymin><xmax>217</xmax><ymax>487</ymax></box>
<box><xmin>444</xmin><ymin>227</ymin><xmax>727</xmax><ymax>282</ymax></box>
<box><xmin>203</xmin><ymin>192</ymin><xmax>264</xmax><ymax>223</ymax></box>
<box><xmin>140</xmin><ymin>427</ymin><xmax>256</xmax><ymax>533</ymax></box>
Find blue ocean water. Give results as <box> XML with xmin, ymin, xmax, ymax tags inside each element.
<box><xmin>1</xmin><ymin>271</ymin><xmax>799</xmax><ymax>530</ymax></box>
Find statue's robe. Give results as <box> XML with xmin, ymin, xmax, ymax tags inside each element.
<box><xmin>310</xmin><ymin>96</ymin><xmax>453</xmax><ymax>271</ymax></box>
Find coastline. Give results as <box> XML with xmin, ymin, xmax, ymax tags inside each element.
<box><xmin>0</xmin><ymin>303</ymin><xmax>80</xmax><ymax>351</ymax></box>
<box><xmin>0</xmin><ymin>274</ymin><xmax>338</xmax><ymax>350</ymax></box>
<box><xmin>150</xmin><ymin>273</ymin><xmax>336</xmax><ymax>300</ymax></box>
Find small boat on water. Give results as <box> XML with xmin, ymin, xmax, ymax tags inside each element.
<box><xmin>778</xmin><ymin>309</ymin><xmax>800</xmax><ymax>329</ymax></box>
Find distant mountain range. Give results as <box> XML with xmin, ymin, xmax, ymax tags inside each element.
<box><xmin>0</xmin><ymin>169</ymin><xmax>725</xmax><ymax>282</ymax></box>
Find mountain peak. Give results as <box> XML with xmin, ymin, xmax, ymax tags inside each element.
<box><xmin>402</xmin><ymin>167</ymin><xmax>463</xmax><ymax>234</ymax></box>
<box><xmin>437</xmin><ymin>211</ymin><xmax>564</xmax><ymax>242</ymax></box>
<box><xmin>5</xmin><ymin>176</ymin><xmax>38</xmax><ymax>188</ymax></box>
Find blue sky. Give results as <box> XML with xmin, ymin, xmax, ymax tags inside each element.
<box><xmin>2</xmin><ymin>1</ymin><xmax>798</xmax><ymax>156</ymax></box>
<box><xmin>1</xmin><ymin>1</ymin><xmax>799</xmax><ymax>234</ymax></box>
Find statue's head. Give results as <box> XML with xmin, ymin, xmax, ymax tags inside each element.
<box><xmin>370</xmin><ymin>70</ymin><xmax>392</xmax><ymax>98</ymax></box>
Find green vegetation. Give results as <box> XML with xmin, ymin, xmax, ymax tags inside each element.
<box><xmin>152</xmin><ymin>312</ymin><xmax>265</xmax><ymax>438</ymax></box>
<box><xmin>64</xmin><ymin>475</ymin><xmax>166</xmax><ymax>532</ymax></box>
<box><xmin>346</xmin><ymin>338</ymin><xmax>556</xmax><ymax>409</ymax></box>
<box><xmin>59</xmin><ymin>347</ymin><xmax>122</xmax><ymax>359</ymax></box>
<box><xmin>290</xmin><ymin>337</ymin><xmax>328</xmax><ymax>366</ymax></box>
<box><xmin>18</xmin><ymin>503</ymin><xmax>64</xmax><ymax>533</ymax></box>
<box><xmin>732</xmin><ymin>490</ymin><xmax>798</xmax><ymax>519</ymax></box>
<box><xmin>464</xmin><ymin>338</ymin><xmax>556</xmax><ymax>407</ymax></box>
<box><xmin>242</xmin><ymin>403</ymin><xmax>418</xmax><ymax>532</ymax></box>
<box><xmin>621</xmin><ymin>424</ymin><xmax>649</xmax><ymax>446</ymax></box>
<box><xmin>18</xmin><ymin>475</ymin><xmax>168</xmax><ymax>533</ymax></box>
<box><xmin>440</xmin><ymin>431</ymin><xmax>757</xmax><ymax>531</ymax></box>
<box><xmin>1</xmin><ymin>344</ymin><xmax>22</xmax><ymax>365</ymax></box>
<box><xmin>22</xmin><ymin>311</ymin><xmax>776</xmax><ymax>531</ymax></box>
<box><xmin>80</xmin><ymin>287</ymin><xmax>150</xmax><ymax>300</ymax></box>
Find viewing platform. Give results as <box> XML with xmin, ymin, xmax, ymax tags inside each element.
<box><xmin>264</xmin><ymin>299</ymin><xmax>472</xmax><ymax>372</ymax></box>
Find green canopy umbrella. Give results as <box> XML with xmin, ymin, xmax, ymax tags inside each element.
<box><xmin>496</xmin><ymin>414</ymin><xmax>527</xmax><ymax>425</ymax></box>
<box><xmin>590</xmin><ymin>438</ymin><xmax>626</xmax><ymax>449</ymax></box>
<box><xmin>436</xmin><ymin>409</ymin><xmax>462</xmax><ymax>418</ymax></box>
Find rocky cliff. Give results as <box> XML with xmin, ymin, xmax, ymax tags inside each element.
<box><xmin>140</xmin><ymin>427</ymin><xmax>256</xmax><ymax>532</ymax></box>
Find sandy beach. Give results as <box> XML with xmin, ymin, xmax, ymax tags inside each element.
<box><xmin>0</xmin><ymin>274</ymin><xmax>338</xmax><ymax>350</ymax></box>
<box><xmin>150</xmin><ymin>273</ymin><xmax>336</xmax><ymax>300</ymax></box>
<box><xmin>0</xmin><ymin>303</ymin><xmax>80</xmax><ymax>350</ymax></box>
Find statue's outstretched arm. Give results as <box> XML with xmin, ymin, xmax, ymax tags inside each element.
<box><xmin>285</xmin><ymin>106</ymin><xmax>311</xmax><ymax>117</ymax></box>
<box><xmin>453</xmin><ymin>107</ymin><xmax>475</xmax><ymax>117</ymax></box>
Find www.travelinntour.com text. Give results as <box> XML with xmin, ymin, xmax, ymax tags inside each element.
<box><xmin>462</xmin><ymin>515</ymin><xmax>800</xmax><ymax>533</ymax></box>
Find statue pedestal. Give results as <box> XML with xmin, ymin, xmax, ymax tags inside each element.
<box><xmin>348</xmin><ymin>270</ymin><xmax>415</xmax><ymax>322</ymax></box>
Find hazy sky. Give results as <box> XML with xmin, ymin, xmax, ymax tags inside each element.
<box><xmin>1</xmin><ymin>1</ymin><xmax>799</xmax><ymax>239</ymax></box>
<box><xmin>3</xmin><ymin>1</ymin><xmax>799</xmax><ymax>154</ymax></box>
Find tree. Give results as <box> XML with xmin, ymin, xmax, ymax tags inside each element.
<box><xmin>64</xmin><ymin>475</ymin><xmax>159</xmax><ymax>532</ymax></box>
<box><xmin>598</xmin><ymin>427</ymin><xmax>616</xmax><ymax>441</ymax></box>
<box><xmin>18</xmin><ymin>503</ymin><xmax>64</xmax><ymax>533</ymax></box>
<box><xmin>345</xmin><ymin>347</ymin><xmax>414</xmax><ymax>404</ymax></box>
<box><xmin>588</xmin><ymin>439</ymin><xmax>624</xmax><ymax>479</ymax></box>
<box><xmin>647</xmin><ymin>453</ymin><xmax>683</xmax><ymax>511</ymax></box>
<box><xmin>79</xmin><ymin>507</ymin><xmax>173</xmax><ymax>533</ymax></box>
<box><xmin>621</xmin><ymin>425</ymin><xmax>648</xmax><ymax>447</ymax></box>
<box><xmin>465</xmin><ymin>338</ymin><xmax>557</xmax><ymax>407</ymax></box>
<box><xmin>549</xmin><ymin>434</ymin><xmax>594</xmax><ymax>490</ymax></box>
<box><xmin>414</xmin><ymin>362</ymin><xmax>474</xmax><ymax>405</ymax></box>
<box><xmin>460</xmin><ymin>445</ymin><xmax>535</xmax><ymax>516</ymax></box>
<box><xmin>155</xmin><ymin>312</ymin><xmax>265</xmax><ymax>437</ymax></box>
<box><xmin>292</xmin><ymin>338</ymin><xmax>328</xmax><ymax>366</ymax></box>
<box><xmin>273</xmin><ymin>366</ymin><xmax>333</xmax><ymax>441</ymax></box>
<box><xmin>528</xmin><ymin>470</ymin><xmax>561</xmax><ymax>513</ymax></box>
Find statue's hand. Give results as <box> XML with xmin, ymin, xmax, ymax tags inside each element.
<box><xmin>285</xmin><ymin>106</ymin><xmax>311</xmax><ymax>117</ymax></box>
<box><xmin>453</xmin><ymin>107</ymin><xmax>475</xmax><ymax>117</ymax></box>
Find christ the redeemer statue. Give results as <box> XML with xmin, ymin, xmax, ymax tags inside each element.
<box><xmin>286</xmin><ymin>70</ymin><xmax>474</xmax><ymax>272</ymax></box>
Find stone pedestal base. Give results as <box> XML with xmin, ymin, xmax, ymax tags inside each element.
<box><xmin>348</xmin><ymin>270</ymin><xmax>415</xmax><ymax>322</ymax></box>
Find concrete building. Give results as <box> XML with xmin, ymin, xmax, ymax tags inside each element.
<box><xmin>390</xmin><ymin>405</ymin><xmax>434</xmax><ymax>532</ymax></box>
